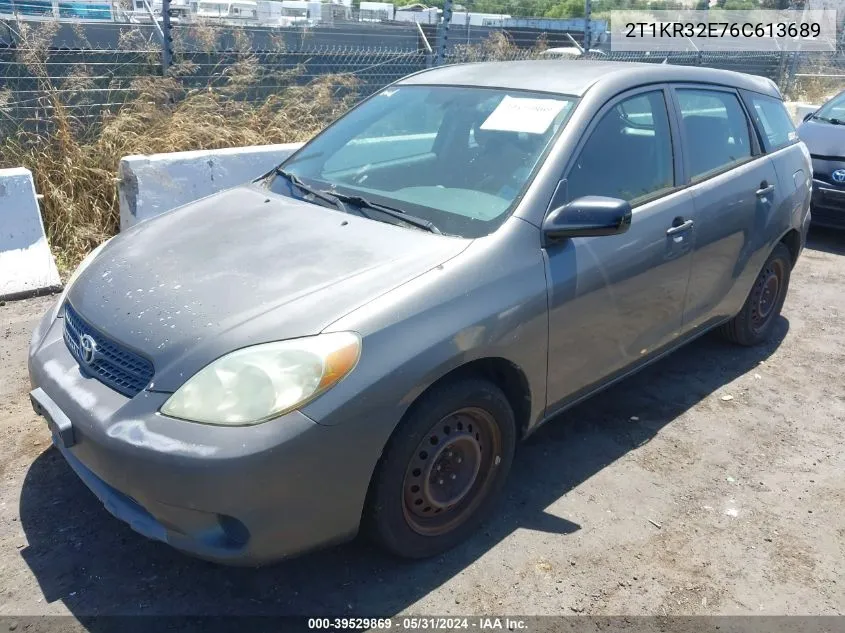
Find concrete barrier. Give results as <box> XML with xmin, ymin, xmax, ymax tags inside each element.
<box><xmin>785</xmin><ymin>101</ymin><xmax>820</xmax><ymax>125</ymax></box>
<box><xmin>0</xmin><ymin>167</ymin><xmax>61</xmax><ymax>300</ymax></box>
<box><xmin>118</xmin><ymin>143</ymin><xmax>304</xmax><ymax>230</ymax></box>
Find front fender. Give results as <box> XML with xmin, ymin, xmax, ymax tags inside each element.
<box><xmin>304</xmin><ymin>216</ymin><xmax>549</xmax><ymax>439</ymax></box>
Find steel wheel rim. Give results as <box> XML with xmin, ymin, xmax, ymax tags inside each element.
<box><xmin>402</xmin><ymin>407</ymin><xmax>502</xmax><ymax>537</ymax></box>
<box><xmin>750</xmin><ymin>259</ymin><xmax>784</xmax><ymax>333</ymax></box>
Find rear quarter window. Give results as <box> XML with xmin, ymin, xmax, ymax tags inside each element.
<box><xmin>745</xmin><ymin>93</ymin><xmax>798</xmax><ymax>152</ymax></box>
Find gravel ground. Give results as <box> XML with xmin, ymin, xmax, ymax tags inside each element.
<box><xmin>0</xmin><ymin>227</ymin><xmax>843</xmax><ymax>624</ymax></box>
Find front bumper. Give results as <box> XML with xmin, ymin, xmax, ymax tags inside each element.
<box><xmin>810</xmin><ymin>179</ymin><xmax>845</xmax><ymax>229</ymax></box>
<box><xmin>27</xmin><ymin>313</ymin><xmax>377</xmax><ymax>565</ymax></box>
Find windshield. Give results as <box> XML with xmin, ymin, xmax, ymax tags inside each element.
<box><xmin>267</xmin><ymin>85</ymin><xmax>577</xmax><ymax>237</ymax></box>
<box><xmin>814</xmin><ymin>90</ymin><xmax>845</xmax><ymax>122</ymax></box>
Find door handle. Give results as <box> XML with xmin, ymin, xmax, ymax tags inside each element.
<box><xmin>666</xmin><ymin>219</ymin><xmax>694</xmax><ymax>236</ymax></box>
<box><xmin>756</xmin><ymin>182</ymin><xmax>775</xmax><ymax>196</ymax></box>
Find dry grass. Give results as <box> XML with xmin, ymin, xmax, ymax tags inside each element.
<box><xmin>0</xmin><ymin>24</ymin><xmax>360</xmax><ymax>273</ymax></box>
<box><xmin>784</xmin><ymin>52</ymin><xmax>844</xmax><ymax>104</ymax></box>
<box><xmin>451</xmin><ymin>31</ymin><xmax>543</xmax><ymax>63</ymax></box>
<box><xmin>790</xmin><ymin>75</ymin><xmax>842</xmax><ymax>105</ymax></box>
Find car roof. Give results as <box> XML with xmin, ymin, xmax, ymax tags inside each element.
<box><xmin>397</xmin><ymin>60</ymin><xmax>781</xmax><ymax>99</ymax></box>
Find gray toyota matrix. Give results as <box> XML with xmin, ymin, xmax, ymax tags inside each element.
<box><xmin>28</xmin><ymin>61</ymin><xmax>812</xmax><ymax>565</ymax></box>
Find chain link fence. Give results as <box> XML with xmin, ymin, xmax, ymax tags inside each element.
<box><xmin>0</xmin><ymin>9</ymin><xmax>841</xmax><ymax>271</ymax></box>
<box><xmin>1</xmin><ymin>12</ymin><xmax>843</xmax><ymax>133</ymax></box>
<box><xmin>0</xmin><ymin>19</ymin><xmax>434</xmax><ymax>129</ymax></box>
<box><xmin>787</xmin><ymin>50</ymin><xmax>845</xmax><ymax>101</ymax></box>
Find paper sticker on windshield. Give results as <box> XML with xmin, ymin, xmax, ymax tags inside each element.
<box><xmin>480</xmin><ymin>96</ymin><xmax>567</xmax><ymax>134</ymax></box>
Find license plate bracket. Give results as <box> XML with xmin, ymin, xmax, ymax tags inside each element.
<box><xmin>30</xmin><ymin>388</ymin><xmax>75</xmax><ymax>448</ymax></box>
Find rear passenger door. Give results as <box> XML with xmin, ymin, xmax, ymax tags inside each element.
<box><xmin>671</xmin><ymin>85</ymin><xmax>781</xmax><ymax>332</ymax></box>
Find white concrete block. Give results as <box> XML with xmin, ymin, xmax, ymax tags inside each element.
<box><xmin>118</xmin><ymin>143</ymin><xmax>304</xmax><ymax>231</ymax></box>
<box><xmin>0</xmin><ymin>167</ymin><xmax>61</xmax><ymax>299</ymax></box>
<box><xmin>785</xmin><ymin>101</ymin><xmax>820</xmax><ymax>125</ymax></box>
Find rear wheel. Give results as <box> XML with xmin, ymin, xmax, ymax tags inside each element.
<box><xmin>720</xmin><ymin>243</ymin><xmax>792</xmax><ymax>346</ymax></box>
<box><xmin>367</xmin><ymin>378</ymin><xmax>516</xmax><ymax>558</ymax></box>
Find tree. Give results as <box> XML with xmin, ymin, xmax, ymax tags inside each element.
<box><xmin>544</xmin><ymin>0</ymin><xmax>584</xmax><ymax>18</ymax></box>
<box><xmin>721</xmin><ymin>0</ymin><xmax>758</xmax><ymax>9</ymax></box>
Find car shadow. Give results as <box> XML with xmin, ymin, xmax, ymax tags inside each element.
<box><xmin>806</xmin><ymin>225</ymin><xmax>845</xmax><ymax>256</ymax></box>
<box><xmin>18</xmin><ymin>317</ymin><xmax>788</xmax><ymax>624</ymax></box>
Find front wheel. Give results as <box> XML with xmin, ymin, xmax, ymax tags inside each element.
<box><xmin>720</xmin><ymin>242</ymin><xmax>792</xmax><ymax>346</ymax></box>
<box><xmin>366</xmin><ymin>378</ymin><xmax>516</xmax><ymax>559</ymax></box>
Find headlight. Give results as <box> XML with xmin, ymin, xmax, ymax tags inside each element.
<box><xmin>52</xmin><ymin>238</ymin><xmax>112</xmax><ymax>321</ymax></box>
<box><xmin>160</xmin><ymin>332</ymin><xmax>361</xmax><ymax>426</ymax></box>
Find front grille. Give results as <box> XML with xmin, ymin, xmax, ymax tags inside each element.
<box><xmin>816</xmin><ymin>174</ymin><xmax>845</xmax><ymax>188</ymax></box>
<box><xmin>811</xmin><ymin>206</ymin><xmax>845</xmax><ymax>228</ymax></box>
<box><xmin>63</xmin><ymin>303</ymin><xmax>154</xmax><ymax>397</ymax></box>
<box><xmin>810</xmin><ymin>156</ymin><xmax>845</xmax><ymax>188</ymax></box>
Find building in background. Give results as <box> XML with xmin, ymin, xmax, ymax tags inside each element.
<box><xmin>395</xmin><ymin>2</ymin><xmax>440</xmax><ymax>23</ymax></box>
<box><xmin>276</xmin><ymin>0</ymin><xmax>322</xmax><ymax>24</ymax></box>
<box><xmin>359</xmin><ymin>1</ymin><xmax>394</xmax><ymax>21</ymax></box>
<box><xmin>450</xmin><ymin>9</ymin><xmax>512</xmax><ymax>26</ymax></box>
<box><xmin>0</xmin><ymin>0</ymin><xmax>113</xmax><ymax>20</ymax></box>
<box><xmin>196</xmin><ymin>0</ymin><xmax>257</xmax><ymax>21</ymax></box>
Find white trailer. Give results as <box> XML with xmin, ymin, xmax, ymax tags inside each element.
<box><xmin>277</xmin><ymin>0</ymin><xmax>320</xmax><ymax>24</ymax></box>
<box><xmin>196</xmin><ymin>0</ymin><xmax>257</xmax><ymax>21</ymax></box>
<box><xmin>450</xmin><ymin>11</ymin><xmax>510</xmax><ymax>26</ymax></box>
<box><xmin>395</xmin><ymin>5</ymin><xmax>438</xmax><ymax>24</ymax></box>
<box><xmin>256</xmin><ymin>0</ymin><xmax>282</xmax><ymax>22</ymax></box>
<box><xmin>359</xmin><ymin>1</ymin><xmax>394</xmax><ymax>21</ymax></box>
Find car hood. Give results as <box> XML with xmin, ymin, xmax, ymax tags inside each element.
<box><xmin>798</xmin><ymin>119</ymin><xmax>845</xmax><ymax>157</ymax></box>
<box><xmin>67</xmin><ymin>185</ymin><xmax>470</xmax><ymax>392</ymax></box>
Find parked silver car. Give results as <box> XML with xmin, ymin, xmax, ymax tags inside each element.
<box><xmin>28</xmin><ymin>61</ymin><xmax>811</xmax><ymax>565</ymax></box>
<box><xmin>797</xmin><ymin>88</ymin><xmax>845</xmax><ymax>228</ymax></box>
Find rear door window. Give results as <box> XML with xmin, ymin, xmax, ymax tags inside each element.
<box><xmin>676</xmin><ymin>89</ymin><xmax>752</xmax><ymax>181</ymax></box>
<box><xmin>744</xmin><ymin>93</ymin><xmax>798</xmax><ymax>152</ymax></box>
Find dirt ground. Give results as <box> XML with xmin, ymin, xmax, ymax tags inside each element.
<box><xmin>1</xmin><ymin>228</ymin><xmax>843</xmax><ymax>624</ymax></box>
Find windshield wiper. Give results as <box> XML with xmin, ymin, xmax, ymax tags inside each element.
<box><xmin>329</xmin><ymin>192</ymin><xmax>442</xmax><ymax>235</ymax></box>
<box><xmin>274</xmin><ymin>168</ymin><xmax>349</xmax><ymax>214</ymax></box>
<box><xmin>812</xmin><ymin>115</ymin><xmax>844</xmax><ymax>125</ymax></box>
<box><xmin>275</xmin><ymin>169</ymin><xmax>441</xmax><ymax>234</ymax></box>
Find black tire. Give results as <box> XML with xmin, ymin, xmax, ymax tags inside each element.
<box><xmin>720</xmin><ymin>242</ymin><xmax>792</xmax><ymax>346</ymax></box>
<box><xmin>366</xmin><ymin>378</ymin><xmax>516</xmax><ymax>559</ymax></box>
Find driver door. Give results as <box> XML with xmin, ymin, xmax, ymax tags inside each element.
<box><xmin>543</xmin><ymin>86</ymin><xmax>696</xmax><ymax>414</ymax></box>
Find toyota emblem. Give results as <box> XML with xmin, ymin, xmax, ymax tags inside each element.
<box><xmin>79</xmin><ymin>334</ymin><xmax>98</xmax><ymax>366</ymax></box>
<box><xmin>832</xmin><ymin>169</ymin><xmax>845</xmax><ymax>184</ymax></box>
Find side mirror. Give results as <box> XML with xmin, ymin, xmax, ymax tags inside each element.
<box><xmin>543</xmin><ymin>196</ymin><xmax>632</xmax><ymax>241</ymax></box>
<box><xmin>803</xmin><ymin>111</ymin><xmax>816</xmax><ymax>122</ymax></box>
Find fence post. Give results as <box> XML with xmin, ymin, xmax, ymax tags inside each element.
<box><xmin>777</xmin><ymin>49</ymin><xmax>788</xmax><ymax>93</ymax></box>
<box><xmin>435</xmin><ymin>0</ymin><xmax>454</xmax><ymax>66</ymax></box>
<box><xmin>417</xmin><ymin>21</ymin><xmax>434</xmax><ymax>68</ymax></box>
<box><xmin>583</xmin><ymin>0</ymin><xmax>592</xmax><ymax>52</ymax></box>
<box><xmin>161</xmin><ymin>0</ymin><xmax>173</xmax><ymax>74</ymax></box>
<box><xmin>466</xmin><ymin>10</ymin><xmax>470</xmax><ymax>46</ymax></box>
<box><xmin>784</xmin><ymin>51</ymin><xmax>800</xmax><ymax>99</ymax></box>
